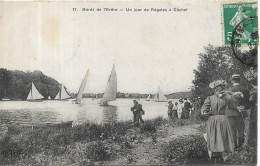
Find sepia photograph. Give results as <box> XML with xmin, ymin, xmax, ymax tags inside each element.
<box><xmin>0</xmin><ymin>0</ymin><xmax>258</xmax><ymax>165</ymax></box>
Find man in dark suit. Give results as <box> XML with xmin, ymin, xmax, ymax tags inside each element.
<box><xmin>131</xmin><ymin>100</ymin><xmax>144</xmax><ymax>125</ymax></box>
<box><xmin>228</xmin><ymin>74</ymin><xmax>250</xmax><ymax>148</ymax></box>
<box><xmin>168</xmin><ymin>101</ymin><xmax>174</xmax><ymax>120</ymax></box>
<box><xmin>181</xmin><ymin>98</ymin><xmax>192</xmax><ymax>119</ymax></box>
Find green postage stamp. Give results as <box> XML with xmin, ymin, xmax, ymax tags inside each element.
<box><xmin>222</xmin><ymin>2</ymin><xmax>258</xmax><ymax>45</ymax></box>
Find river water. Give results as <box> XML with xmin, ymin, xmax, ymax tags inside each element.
<box><xmin>0</xmin><ymin>98</ymin><xmax>179</xmax><ymax>127</ymax></box>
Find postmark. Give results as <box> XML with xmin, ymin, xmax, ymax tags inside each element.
<box><xmin>231</xmin><ymin>17</ymin><xmax>258</xmax><ymax>67</ymax></box>
<box><xmin>222</xmin><ymin>2</ymin><xmax>258</xmax><ymax>67</ymax></box>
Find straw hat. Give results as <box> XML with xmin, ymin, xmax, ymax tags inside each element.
<box><xmin>209</xmin><ymin>80</ymin><xmax>228</xmax><ymax>89</ymax></box>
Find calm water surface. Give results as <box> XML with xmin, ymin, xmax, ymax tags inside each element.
<box><xmin>0</xmin><ymin>99</ymin><xmax>178</xmax><ymax>127</ymax></box>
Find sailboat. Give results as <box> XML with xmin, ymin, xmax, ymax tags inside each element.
<box><xmin>75</xmin><ymin>70</ymin><xmax>89</xmax><ymax>104</ymax></box>
<box><xmin>55</xmin><ymin>84</ymin><xmax>71</xmax><ymax>100</ymax></box>
<box><xmin>100</xmin><ymin>65</ymin><xmax>117</xmax><ymax>106</ymax></box>
<box><xmin>27</xmin><ymin>82</ymin><xmax>44</xmax><ymax>102</ymax></box>
<box><xmin>146</xmin><ymin>94</ymin><xmax>151</xmax><ymax>101</ymax></box>
<box><xmin>153</xmin><ymin>87</ymin><xmax>167</xmax><ymax>102</ymax></box>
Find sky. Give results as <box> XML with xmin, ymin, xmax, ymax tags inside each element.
<box><xmin>0</xmin><ymin>1</ymin><xmax>226</xmax><ymax>94</ymax></box>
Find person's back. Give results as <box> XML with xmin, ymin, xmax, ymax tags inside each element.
<box><xmin>168</xmin><ymin>102</ymin><xmax>173</xmax><ymax>119</ymax></box>
<box><xmin>201</xmin><ymin>80</ymin><xmax>235</xmax><ymax>163</ymax></box>
<box><xmin>229</xmin><ymin>84</ymin><xmax>250</xmax><ymax>109</ymax></box>
<box><xmin>227</xmin><ymin>75</ymin><xmax>248</xmax><ymax>148</ymax></box>
<box><xmin>168</xmin><ymin>102</ymin><xmax>173</xmax><ymax>111</ymax></box>
<box><xmin>201</xmin><ymin>94</ymin><xmax>228</xmax><ymax>116</ymax></box>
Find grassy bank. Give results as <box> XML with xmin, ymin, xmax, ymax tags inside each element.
<box><xmin>0</xmin><ymin>117</ymin><xmax>169</xmax><ymax>165</ymax></box>
<box><xmin>0</xmin><ymin>115</ymin><xmax>256</xmax><ymax>165</ymax></box>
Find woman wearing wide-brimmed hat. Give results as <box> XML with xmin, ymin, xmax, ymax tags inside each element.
<box><xmin>201</xmin><ymin>80</ymin><xmax>235</xmax><ymax>163</ymax></box>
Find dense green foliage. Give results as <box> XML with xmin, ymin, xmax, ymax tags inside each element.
<box><xmin>163</xmin><ymin>134</ymin><xmax>208</xmax><ymax>164</ymax></box>
<box><xmin>226</xmin><ymin>140</ymin><xmax>257</xmax><ymax>165</ymax></box>
<box><xmin>0</xmin><ymin>69</ymin><xmax>62</xmax><ymax>100</ymax></box>
<box><xmin>140</xmin><ymin>117</ymin><xmax>166</xmax><ymax>133</ymax></box>
<box><xmin>191</xmin><ymin>45</ymin><xmax>251</xmax><ymax>101</ymax></box>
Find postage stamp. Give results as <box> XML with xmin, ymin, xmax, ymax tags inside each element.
<box><xmin>222</xmin><ymin>2</ymin><xmax>258</xmax><ymax>45</ymax></box>
<box><xmin>222</xmin><ymin>2</ymin><xmax>258</xmax><ymax>67</ymax></box>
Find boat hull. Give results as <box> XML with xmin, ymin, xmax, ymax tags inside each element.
<box><xmin>27</xmin><ymin>100</ymin><xmax>43</xmax><ymax>102</ymax></box>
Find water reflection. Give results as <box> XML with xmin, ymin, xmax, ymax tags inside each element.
<box><xmin>102</xmin><ymin>105</ymin><xmax>118</xmax><ymax>124</ymax></box>
<box><xmin>0</xmin><ymin>99</ymin><xmax>171</xmax><ymax>127</ymax></box>
<box><xmin>0</xmin><ymin>109</ymin><xmax>59</xmax><ymax>126</ymax></box>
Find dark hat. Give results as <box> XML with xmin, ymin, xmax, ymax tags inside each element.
<box><xmin>168</xmin><ymin>100</ymin><xmax>172</xmax><ymax>103</ymax></box>
<box><xmin>179</xmin><ymin>98</ymin><xmax>183</xmax><ymax>102</ymax></box>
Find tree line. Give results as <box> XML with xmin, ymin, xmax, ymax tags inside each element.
<box><xmin>0</xmin><ymin>69</ymin><xmax>61</xmax><ymax>100</ymax></box>
<box><xmin>191</xmin><ymin>44</ymin><xmax>252</xmax><ymax>101</ymax></box>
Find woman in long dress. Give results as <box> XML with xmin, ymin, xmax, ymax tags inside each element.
<box><xmin>201</xmin><ymin>80</ymin><xmax>235</xmax><ymax>163</ymax></box>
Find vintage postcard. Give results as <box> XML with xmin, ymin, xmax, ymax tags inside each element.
<box><xmin>0</xmin><ymin>0</ymin><xmax>258</xmax><ymax>165</ymax></box>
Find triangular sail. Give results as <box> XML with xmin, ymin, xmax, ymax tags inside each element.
<box><xmin>27</xmin><ymin>90</ymin><xmax>33</xmax><ymax>100</ymax></box>
<box><xmin>76</xmin><ymin>70</ymin><xmax>89</xmax><ymax>104</ymax></box>
<box><xmin>55</xmin><ymin>91</ymin><xmax>60</xmax><ymax>99</ymax></box>
<box><xmin>147</xmin><ymin>94</ymin><xmax>151</xmax><ymax>100</ymax></box>
<box><xmin>60</xmin><ymin>84</ymin><xmax>70</xmax><ymax>99</ymax></box>
<box><xmin>27</xmin><ymin>82</ymin><xmax>44</xmax><ymax>100</ymax></box>
<box><xmin>153</xmin><ymin>93</ymin><xmax>158</xmax><ymax>101</ymax></box>
<box><xmin>153</xmin><ymin>87</ymin><xmax>167</xmax><ymax>101</ymax></box>
<box><xmin>158</xmin><ymin>89</ymin><xmax>167</xmax><ymax>101</ymax></box>
<box><xmin>100</xmin><ymin>65</ymin><xmax>117</xmax><ymax>104</ymax></box>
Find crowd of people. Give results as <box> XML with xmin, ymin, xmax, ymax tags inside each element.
<box><xmin>130</xmin><ymin>69</ymin><xmax>257</xmax><ymax>164</ymax></box>
<box><xmin>167</xmin><ymin>98</ymin><xmax>195</xmax><ymax>120</ymax></box>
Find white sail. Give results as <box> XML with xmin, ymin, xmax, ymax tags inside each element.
<box><xmin>27</xmin><ymin>82</ymin><xmax>44</xmax><ymax>100</ymax></box>
<box><xmin>48</xmin><ymin>96</ymin><xmax>51</xmax><ymax>100</ymax></box>
<box><xmin>55</xmin><ymin>84</ymin><xmax>70</xmax><ymax>100</ymax></box>
<box><xmin>153</xmin><ymin>87</ymin><xmax>167</xmax><ymax>101</ymax></box>
<box><xmin>100</xmin><ymin>65</ymin><xmax>117</xmax><ymax>104</ymax></box>
<box><xmin>61</xmin><ymin>85</ymin><xmax>70</xmax><ymax>99</ymax></box>
<box><xmin>55</xmin><ymin>91</ymin><xmax>60</xmax><ymax>99</ymax></box>
<box><xmin>153</xmin><ymin>93</ymin><xmax>158</xmax><ymax>101</ymax></box>
<box><xmin>146</xmin><ymin>94</ymin><xmax>151</xmax><ymax>100</ymax></box>
<box><xmin>76</xmin><ymin>70</ymin><xmax>89</xmax><ymax>104</ymax></box>
<box><xmin>158</xmin><ymin>88</ymin><xmax>167</xmax><ymax>101</ymax></box>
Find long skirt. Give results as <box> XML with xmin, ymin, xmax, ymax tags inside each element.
<box><xmin>172</xmin><ymin>110</ymin><xmax>178</xmax><ymax>119</ymax></box>
<box><xmin>207</xmin><ymin>115</ymin><xmax>235</xmax><ymax>152</ymax></box>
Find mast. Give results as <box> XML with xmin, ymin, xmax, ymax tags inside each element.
<box><xmin>55</xmin><ymin>84</ymin><xmax>70</xmax><ymax>100</ymax></box>
<box><xmin>27</xmin><ymin>82</ymin><xmax>44</xmax><ymax>100</ymax></box>
<box><xmin>154</xmin><ymin>87</ymin><xmax>167</xmax><ymax>101</ymax></box>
